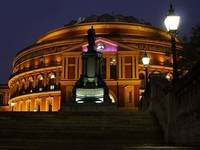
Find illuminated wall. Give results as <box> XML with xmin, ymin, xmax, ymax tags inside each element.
<box><xmin>7</xmin><ymin>22</ymin><xmax>182</xmax><ymax>112</ymax></box>
<box><xmin>0</xmin><ymin>84</ymin><xmax>9</xmax><ymax>111</ymax></box>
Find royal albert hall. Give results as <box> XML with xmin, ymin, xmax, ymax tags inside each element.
<box><xmin>6</xmin><ymin>15</ymin><xmax>181</xmax><ymax>112</ymax></box>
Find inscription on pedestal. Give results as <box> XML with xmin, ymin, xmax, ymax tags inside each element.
<box><xmin>76</xmin><ymin>88</ymin><xmax>104</xmax><ymax>103</ymax></box>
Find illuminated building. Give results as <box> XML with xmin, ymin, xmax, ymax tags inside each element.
<box><xmin>0</xmin><ymin>84</ymin><xmax>9</xmax><ymax>111</ymax></box>
<box><xmin>2</xmin><ymin>14</ymin><xmax>182</xmax><ymax>112</ymax></box>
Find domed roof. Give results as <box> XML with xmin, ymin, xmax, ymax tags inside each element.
<box><xmin>66</xmin><ymin>14</ymin><xmax>152</xmax><ymax>26</ymax></box>
<box><xmin>35</xmin><ymin>14</ymin><xmax>165</xmax><ymax>45</ymax></box>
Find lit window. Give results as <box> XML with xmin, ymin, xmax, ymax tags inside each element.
<box><xmin>39</xmin><ymin>57</ymin><xmax>44</xmax><ymax>65</ymax></box>
<box><xmin>39</xmin><ymin>87</ymin><xmax>43</xmax><ymax>91</ymax></box>
<box><xmin>49</xmin><ymin>73</ymin><xmax>56</xmax><ymax>90</ymax></box>
<box><xmin>50</xmin><ymin>74</ymin><xmax>55</xmax><ymax>79</ymax></box>
<box><xmin>110</xmin><ymin>57</ymin><xmax>117</xmax><ymax>79</ymax></box>
<box><xmin>110</xmin><ymin>57</ymin><xmax>116</xmax><ymax>65</ymax></box>
<box><xmin>39</xmin><ymin>76</ymin><xmax>43</xmax><ymax>80</ymax></box>
<box><xmin>50</xmin><ymin>85</ymin><xmax>55</xmax><ymax>90</ymax></box>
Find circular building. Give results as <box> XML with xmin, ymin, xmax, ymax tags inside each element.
<box><xmin>8</xmin><ymin>14</ymin><xmax>181</xmax><ymax>112</ymax></box>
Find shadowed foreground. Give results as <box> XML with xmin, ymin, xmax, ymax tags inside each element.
<box><xmin>0</xmin><ymin>112</ymin><xmax>195</xmax><ymax>150</ymax></box>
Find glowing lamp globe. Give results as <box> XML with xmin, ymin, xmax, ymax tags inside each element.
<box><xmin>164</xmin><ymin>16</ymin><xmax>180</xmax><ymax>31</ymax></box>
<box><xmin>164</xmin><ymin>4</ymin><xmax>180</xmax><ymax>32</ymax></box>
<box><xmin>142</xmin><ymin>52</ymin><xmax>150</xmax><ymax>66</ymax></box>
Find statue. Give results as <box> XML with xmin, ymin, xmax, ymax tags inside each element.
<box><xmin>87</xmin><ymin>26</ymin><xmax>96</xmax><ymax>50</ymax></box>
<box><xmin>72</xmin><ymin>26</ymin><xmax>112</xmax><ymax>104</ymax></box>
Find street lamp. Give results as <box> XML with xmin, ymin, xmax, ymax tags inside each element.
<box><xmin>164</xmin><ymin>3</ymin><xmax>180</xmax><ymax>82</ymax></box>
<box><xmin>11</xmin><ymin>102</ymin><xmax>15</xmax><ymax>111</ymax></box>
<box><xmin>142</xmin><ymin>50</ymin><xmax>150</xmax><ymax>89</ymax></box>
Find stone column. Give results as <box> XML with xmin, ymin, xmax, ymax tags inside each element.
<box><xmin>132</xmin><ymin>56</ymin><xmax>135</xmax><ymax>79</ymax></box>
<box><xmin>106</xmin><ymin>57</ymin><xmax>110</xmax><ymax>79</ymax></box>
<box><xmin>33</xmin><ymin>74</ymin><xmax>37</xmax><ymax>88</ymax></box>
<box><xmin>35</xmin><ymin>98</ymin><xmax>41</xmax><ymax>111</ymax></box>
<box><xmin>40</xmin><ymin>97</ymin><xmax>46</xmax><ymax>111</ymax></box>
<box><xmin>56</xmin><ymin>70</ymin><xmax>59</xmax><ymax>86</ymax></box>
<box><xmin>79</xmin><ymin>56</ymin><xmax>82</xmax><ymax>78</ymax></box>
<box><xmin>30</xmin><ymin>97</ymin><xmax>35</xmax><ymax>111</ymax></box>
<box><xmin>75</xmin><ymin>57</ymin><xmax>78</xmax><ymax>79</ymax></box>
<box><xmin>135</xmin><ymin>56</ymin><xmax>139</xmax><ymax>79</ymax></box>
<box><xmin>13</xmin><ymin>101</ymin><xmax>17</xmax><ymax>111</ymax></box>
<box><xmin>44</xmin><ymin>73</ymin><xmax>48</xmax><ymax>88</ymax></box>
<box><xmin>122</xmin><ymin>56</ymin><xmax>125</xmax><ymax>79</ymax></box>
<box><xmin>118</xmin><ymin>56</ymin><xmax>121</xmax><ymax>79</ymax></box>
<box><xmin>65</xmin><ymin>58</ymin><xmax>68</xmax><ymax>79</ymax></box>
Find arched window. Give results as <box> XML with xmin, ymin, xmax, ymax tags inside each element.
<box><xmin>48</xmin><ymin>73</ymin><xmax>56</xmax><ymax>90</ymax></box>
<box><xmin>110</xmin><ymin>57</ymin><xmax>117</xmax><ymax>79</ymax></box>
<box><xmin>15</xmin><ymin>82</ymin><xmax>20</xmax><ymax>96</ymax></box>
<box><xmin>37</xmin><ymin>75</ymin><xmax>44</xmax><ymax>92</ymax></box>
<box><xmin>20</xmin><ymin>79</ymin><xmax>26</xmax><ymax>95</ymax></box>
<box><xmin>28</xmin><ymin>76</ymin><xmax>34</xmax><ymax>93</ymax></box>
<box><xmin>39</xmin><ymin>57</ymin><xmax>45</xmax><ymax>67</ymax></box>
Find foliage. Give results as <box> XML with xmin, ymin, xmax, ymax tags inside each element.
<box><xmin>178</xmin><ymin>25</ymin><xmax>200</xmax><ymax>74</ymax></box>
<box><xmin>190</xmin><ymin>25</ymin><xmax>200</xmax><ymax>47</ymax></box>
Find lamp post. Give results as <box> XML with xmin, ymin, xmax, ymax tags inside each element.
<box><xmin>142</xmin><ymin>50</ymin><xmax>150</xmax><ymax>89</ymax></box>
<box><xmin>164</xmin><ymin>3</ymin><xmax>180</xmax><ymax>82</ymax></box>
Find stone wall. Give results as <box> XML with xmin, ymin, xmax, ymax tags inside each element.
<box><xmin>140</xmin><ymin>63</ymin><xmax>200</xmax><ymax>146</ymax></box>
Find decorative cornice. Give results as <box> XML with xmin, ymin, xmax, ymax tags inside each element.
<box><xmin>9</xmin><ymin>91</ymin><xmax>61</xmax><ymax>103</ymax></box>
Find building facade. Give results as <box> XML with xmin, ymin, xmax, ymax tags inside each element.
<box><xmin>4</xmin><ymin>15</ymin><xmax>182</xmax><ymax>112</ymax></box>
<box><xmin>0</xmin><ymin>84</ymin><xmax>9</xmax><ymax>111</ymax></box>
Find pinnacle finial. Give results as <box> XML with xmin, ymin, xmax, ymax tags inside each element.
<box><xmin>169</xmin><ymin>1</ymin><xmax>175</xmax><ymax>14</ymax></box>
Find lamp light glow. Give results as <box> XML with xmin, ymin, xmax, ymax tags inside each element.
<box><xmin>164</xmin><ymin>4</ymin><xmax>180</xmax><ymax>32</ymax></box>
<box><xmin>164</xmin><ymin>16</ymin><xmax>180</xmax><ymax>31</ymax></box>
<box><xmin>164</xmin><ymin>3</ymin><xmax>180</xmax><ymax>82</ymax></box>
<box><xmin>142</xmin><ymin>51</ymin><xmax>150</xmax><ymax>66</ymax></box>
<box><xmin>166</xmin><ymin>74</ymin><xmax>171</xmax><ymax>81</ymax></box>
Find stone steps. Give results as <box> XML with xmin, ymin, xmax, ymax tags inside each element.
<box><xmin>0</xmin><ymin>111</ymin><xmax>165</xmax><ymax>149</ymax></box>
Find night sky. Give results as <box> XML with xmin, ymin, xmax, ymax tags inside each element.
<box><xmin>0</xmin><ymin>0</ymin><xmax>200</xmax><ymax>84</ymax></box>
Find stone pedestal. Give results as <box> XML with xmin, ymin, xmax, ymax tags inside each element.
<box><xmin>64</xmin><ymin>26</ymin><xmax>113</xmax><ymax>108</ymax></box>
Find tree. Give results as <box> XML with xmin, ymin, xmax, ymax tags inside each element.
<box><xmin>190</xmin><ymin>25</ymin><xmax>200</xmax><ymax>48</ymax></box>
<box><xmin>178</xmin><ymin>25</ymin><xmax>200</xmax><ymax>75</ymax></box>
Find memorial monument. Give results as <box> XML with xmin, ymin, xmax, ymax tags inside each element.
<box><xmin>72</xmin><ymin>26</ymin><xmax>112</xmax><ymax>105</ymax></box>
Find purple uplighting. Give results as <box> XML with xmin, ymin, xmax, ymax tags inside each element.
<box><xmin>82</xmin><ymin>39</ymin><xmax>118</xmax><ymax>52</ymax></box>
